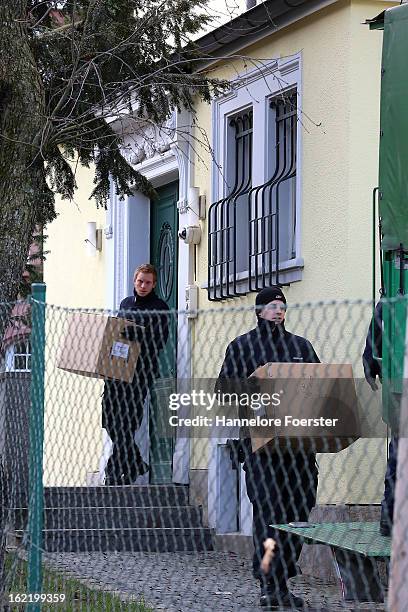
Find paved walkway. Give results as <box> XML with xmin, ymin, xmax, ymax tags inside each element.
<box><xmin>42</xmin><ymin>551</ymin><xmax>387</xmax><ymax>611</ymax></box>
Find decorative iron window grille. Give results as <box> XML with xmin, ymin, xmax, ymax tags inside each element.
<box><xmin>208</xmin><ymin>90</ymin><xmax>297</xmax><ymax>300</ymax></box>
<box><xmin>208</xmin><ymin>110</ymin><xmax>253</xmax><ymax>300</ymax></box>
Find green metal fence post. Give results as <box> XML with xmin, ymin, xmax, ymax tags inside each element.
<box><xmin>27</xmin><ymin>283</ymin><xmax>46</xmax><ymax>610</ymax></box>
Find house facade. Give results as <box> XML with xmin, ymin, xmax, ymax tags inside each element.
<box><xmin>44</xmin><ymin>0</ymin><xmax>395</xmax><ymax>538</ymax></box>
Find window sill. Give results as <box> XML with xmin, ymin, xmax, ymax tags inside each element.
<box><xmin>201</xmin><ymin>257</ymin><xmax>304</xmax><ymax>296</ymax></box>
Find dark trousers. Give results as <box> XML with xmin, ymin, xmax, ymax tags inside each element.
<box><xmin>103</xmin><ymin>376</ymin><xmax>151</xmax><ymax>483</ymax></box>
<box><xmin>381</xmin><ymin>436</ymin><xmax>398</xmax><ymax>527</ymax></box>
<box><xmin>244</xmin><ymin>449</ymin><xmax>318</xmax><ymax>594</ymax></box>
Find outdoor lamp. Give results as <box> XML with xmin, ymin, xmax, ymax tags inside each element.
<box><xmin>85</xmin><ymin>221</ymin><xmax>102</xmax><ymax>256</ymax></box>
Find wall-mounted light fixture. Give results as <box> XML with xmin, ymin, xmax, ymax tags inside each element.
<box><xmin>186</xmin><ymin>187</ymin><xmax>206</xmax><ymax>220</ymax></box>
<box><xmin>178</xmin><ymin>225</ymin><xmax>202</xmax><ymax>245</ymax></box>
<box><xmin>85</xmin><ymin>222</ymin><xmax>103</xmax><ymax>256</ymax></box>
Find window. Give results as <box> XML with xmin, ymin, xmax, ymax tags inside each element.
<box><xmin>209</xmin><ymin>110</ymin><xmax>253</xmax><ymax>298</ymax></box>
<box><xmin>5</xmin><ymin>341</ymin><xmax>31</xmax><ymax>372</ymax></box>
<box><xmin>251</xmin><ymin>92</ymin><xmax>297</xmax><ymax>282</ymax></box>
<box><xmin>208</xmin><ymin>55</ymin><xmax>303</xmax><ymax>300</ymax></box>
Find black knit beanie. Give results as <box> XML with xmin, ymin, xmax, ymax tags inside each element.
<box><xmin>255</xmin><ymin>286</ymin><xmax>286</xmax><ymax>317</ymax></box>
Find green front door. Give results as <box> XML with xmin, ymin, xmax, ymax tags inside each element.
<box><xmin>149</xmin><ymin>182</ymin><xmax>178</xmax><ymax>483</ymax></box>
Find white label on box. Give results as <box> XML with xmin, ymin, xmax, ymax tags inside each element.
<box><xmin>111</xmin><ymin>341</ymin><xmax>129</xmax><ymax>360</ymax></box>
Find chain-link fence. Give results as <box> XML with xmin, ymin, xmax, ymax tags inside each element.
<box><xmin>1</xmin><ymin>293</ymin><xmax>406</xmax><ymax>610</ymax></box>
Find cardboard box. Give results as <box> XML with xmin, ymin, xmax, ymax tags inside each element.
<box><xmin>57</xmin><ymin>313</ymin><xmax>142</xmax><ymax>382</ymax></box>
<box><xmin>248</xmin><ymin>362</ymin><xmax>361</xmax><ymax>454</ymax></box>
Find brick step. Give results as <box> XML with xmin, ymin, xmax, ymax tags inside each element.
<box><xmin>42</xmin><ymin>485</ymin><xmax>189</xmax><ymax>508</ymax></box>
<box><xmin>12</xmin><ymin>505</ymin><xmax>203</xmax><ymax>530</ymax></box>
<box><xmin>15</xmin><ymin>527</ymin><xmax>214</xmax><ymax>553</ymax></box>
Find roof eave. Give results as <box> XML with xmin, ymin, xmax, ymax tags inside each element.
<box><xmin>191</xmin><ymin>0</ymin><xmax>339</xmax><ymax>71</ymax></box>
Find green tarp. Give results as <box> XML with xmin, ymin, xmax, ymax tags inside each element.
<box><xmin>379</xmin><ymin>4</ymin><xmax>408</xmax><ymax>250</ymax></box>
<box><xmin>272</xmin><ymin>522</ymin><xmax>391</xmax><ymax>557</ymax></box>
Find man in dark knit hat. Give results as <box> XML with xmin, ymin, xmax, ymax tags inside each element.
<box><xmin>217</xmin><ymin>286</ymin><xmax>319</xmax><ymax>609</ymax></box>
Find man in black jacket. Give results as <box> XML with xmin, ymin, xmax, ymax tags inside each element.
<box><xmin>362</xmin><ymin>302</ymin><xmax>382</xmax><ymax>392</ymax></box>
<box><xmin>102</xmin><ymin>264</ymin><xmax>169</xmax><ymax>485</ymax></box>
<box><xmin>362</xmin><ymin>301</ymin><xmax>398</xmax><ymax>537</ymax></box>
<box><xmin>218</xmin><ymin>286</ymin><xmax>319</xmax><ymax>610</ymax></box>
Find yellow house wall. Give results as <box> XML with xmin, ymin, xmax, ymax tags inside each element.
<box><xmin>43</xmin><ymin>163</ymin><xmax>107</xmax><ymax>485</ymax></box>
<box><xmin>189</xmin><ymin>0</ymin><xmax>395</xmax><ymax>504</ymax></box>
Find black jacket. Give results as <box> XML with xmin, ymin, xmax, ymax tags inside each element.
<box><xmin>118</xmin><ymin>290</ymin><xmax>169</xmax><ymax>377</ymax></box>
<box><xmin>218</xmin><ymin>319</ymin><xmax>320</xmax><ymax>379</ymax></box>
<box><xmin>362</xmin><ymin>302</ymin><xmax>382</xmax><ymax>381</ymax></box>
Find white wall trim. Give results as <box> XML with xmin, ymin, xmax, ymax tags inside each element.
<box><xmin>140</xmin><ymin>151</ymin><xmax>179</xmax><ymax>187</ymax></box>
<box><xmin>105</xmin><ymin>185</ymin><xmax>128</xmax><ymax>311</ymax></box>
<box><xmin>208</xmin><ymin>437</ymin><xmax>252</xmax><ymax>535</ymax></box>
<box><xmin>294</xmin><ymin>53</ymin><xmax>303</xmax><ymax>264</ymax></box>
<box><xmin>170</xmin><ymin>108</ymin><xmax>194</xmax><ymax>484</ymax></box>
<box><xmin>201</xmin><ymin>257</ymin><xmax>305</xmax><ymax>292</ymax></box>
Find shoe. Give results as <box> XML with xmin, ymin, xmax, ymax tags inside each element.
<box><xmin>260</xmin><ymin>591</ymin><xmax>306</xmax><ymax>609</ymax></box>
<box><xmin>136</xmin><ymin>460</ymin><xmax>150</xmax><ymax>476</ymax></box>
<box><xmin>123</xmin><ymin>461</ymin><xmax>151</xmax><ymax>484</ymax></box>
<box><xmin>104</xmin><ymin>475</ymin><xmax>122</xmax><ymax>486</ymax></box>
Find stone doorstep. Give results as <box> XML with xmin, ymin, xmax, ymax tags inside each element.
<box><xmin>214</xmin><ymin>533</ymin><xmax>254</xmax><ymax>556</ymax></box>
<box><xmin>42</xmin><ymin>484</ymin><xmax>190</xmax><ymax>507</ymax></box>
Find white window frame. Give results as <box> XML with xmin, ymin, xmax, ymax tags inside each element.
<box><xmin>208</xmin><ymin>52</ymin><xmax>303</xmax><ymax>291</ymax></box>
<box><xmin>5</xmin><ymin>340</ymin><xmax>31</xmax><ymax>372</ymax></box>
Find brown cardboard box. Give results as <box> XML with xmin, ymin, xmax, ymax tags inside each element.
<box><xmin>57</xmin><ymin>313</ymin><xmax>142</xmax><ymax>382</ymax></box>
<box><xmin>249</xmin><ymin>362</ymin><xmax>361</xmax><ymax>454</ymax></box>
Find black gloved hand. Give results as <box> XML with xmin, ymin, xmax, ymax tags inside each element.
<box><xmin>226</xmin><ymin>439</ymin><xmax>251</xmax><ymax>469</ymax></box>
<box><xmin>120</xmin><ymin>325</ymin><xmax>139</xmax><ymax>342</ymax></box>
